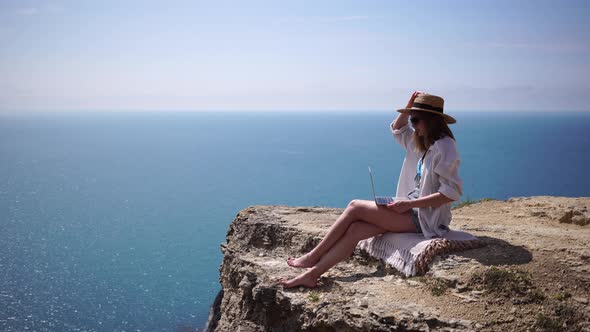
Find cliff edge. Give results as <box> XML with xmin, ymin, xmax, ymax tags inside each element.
<box><xmin>205</xmin><ymin>196</ymin><xmax>590</xmax><ymax>331</ymax></box>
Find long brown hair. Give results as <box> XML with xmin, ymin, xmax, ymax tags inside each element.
<box><xmin>412</xmin><ymin>111</ymin><xmax>456</xmax><ymax>154</ymax></box>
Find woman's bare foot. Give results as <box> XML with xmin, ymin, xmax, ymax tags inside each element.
<box><xmin>279</xmin><ymin>271</ymin><xmax>320</xmax><ymax>289</ymax></box>
<box><xmin>286</xmin><ymin>253</ymin><xmax>318</xmax><ymax>268</ymax></box>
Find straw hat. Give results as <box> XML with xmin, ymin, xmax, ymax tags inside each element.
<box><xmin>396</xmin><ymin>93</ymin><xmax>456</xmax><ymax>124</ymax></box>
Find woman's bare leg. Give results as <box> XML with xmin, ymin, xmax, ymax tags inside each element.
<box><xmin>287</xmin><ymin>201</ymin><xmax>359</xmax><ymax>268</ymax></box>
<box><xmin>280</xmin><ymin>221</ymin><xmax>386</xmax><ymax>287</ymax></box>
<box><xmin>281</xmin><ymin>201</ymin><xmax>418</xmax><ymax>288</ymax></box>
<box><xmin>288</xmin><ymin>199</ymin><xmax>414</xmax><ymax>268</ymax></box>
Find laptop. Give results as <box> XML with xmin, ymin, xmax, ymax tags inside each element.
<box><xmin>368</xmin><ymin>166</ymin><xmax>404</xmax><ymax>206</ymax></box>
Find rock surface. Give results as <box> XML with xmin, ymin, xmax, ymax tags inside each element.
<box><xmin>204</xmin><ymin>196</ymin><xmax>590</xmax><ymax>331</ymax></box>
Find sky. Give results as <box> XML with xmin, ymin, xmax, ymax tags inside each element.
<box><xmin>0</xmin><ymin>0</ymin><xmax>589</xmax><ymax>112</ymax></box>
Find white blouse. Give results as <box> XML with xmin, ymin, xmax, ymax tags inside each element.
<box><xmin>390</xmin><ymin>120</ymin><xmax>464</xmax><ymax>239</ymax></box>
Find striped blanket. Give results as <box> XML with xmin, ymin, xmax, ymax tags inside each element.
<box><xmin>358</xmin><ymin>229</ymin><xmax>486</xmax><ymax>277</ymax></box>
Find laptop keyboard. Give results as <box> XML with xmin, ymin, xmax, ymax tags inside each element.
<box><xmin>377</xmin><ymin>196</ymin><xmax>394</xmax><ymax>204</ymax></box>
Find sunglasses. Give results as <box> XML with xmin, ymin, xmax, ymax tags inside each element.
<box><xmin>410</xmin><ymin>116</ymin><xmax>423</xmax><ymax>125</ymax></box>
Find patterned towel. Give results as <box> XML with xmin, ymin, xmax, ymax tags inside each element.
<box><xmin>357</xmin><ymin>229</ymin><xmax>486</xmax><ymax>277</ymax></box>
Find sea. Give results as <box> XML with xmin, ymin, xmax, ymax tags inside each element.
<box><xmin>1</xmin><ymin>110</ymin><xmax>589</xmax><ymax>331</ymax></box>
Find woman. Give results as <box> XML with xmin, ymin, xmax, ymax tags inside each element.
<box><xmin>278</xmin><ymin>91</ymin><xmax>463</xmax><ymax>289</ymax></box>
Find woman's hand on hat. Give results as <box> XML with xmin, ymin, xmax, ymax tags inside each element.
<box><xmin>405</xmin><ymin>91</ymin><xmax>424</xmax><ymax>109</ymax></box>
<box><xmin>386</xmin><ymin>200</ymin><xmax>413</xmax><ymax>214</ymax></box>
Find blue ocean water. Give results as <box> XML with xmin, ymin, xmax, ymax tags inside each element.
<box><xmin>1</xmin><ymin>110</ymin><xmax>589</xmax><ymax>331</ymax></box>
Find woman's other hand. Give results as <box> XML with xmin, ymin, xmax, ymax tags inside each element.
<box><xmin>386</xmin><ymin>200</ymin><xmax>413</xmax><ymax>214</ymax></box>
<box><xmin>405</xmin><ymin>90</ymin><xmax>424</xmax><ymax>109</ymax></box>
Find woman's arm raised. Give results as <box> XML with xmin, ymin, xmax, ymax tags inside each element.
<box><xmin>392</xmin><ymin>91</ymin><xmax>422</xmax><ymax>130</ymax></box>
<box><xmin>390</xmin><ymin>91</ymin><xmax>423</xmax><ymax>151</ymax></box>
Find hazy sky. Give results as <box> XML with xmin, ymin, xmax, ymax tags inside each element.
<box><xmin>1</xmin><ymin>0</ymin><xmax>588</xmax><ymax>112</ymax></box>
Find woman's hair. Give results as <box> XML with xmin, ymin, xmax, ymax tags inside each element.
<box><xmin>412</xmin><ymin>111</ymin><xmax>455</xmax><ymax>153</ymax></box>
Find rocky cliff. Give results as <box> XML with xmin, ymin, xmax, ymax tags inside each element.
<box><xmin>204</xmin><ymin>196</ymin><xmax>590</xmax><ymax>332</ymax></box>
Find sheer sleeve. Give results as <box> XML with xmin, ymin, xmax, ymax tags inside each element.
<box><xmin>390</xmin><ymin>120</ymin><xmax>415</xmax><ymax>152</ymax></box>
<box><xmin>432</xmin><ymin>138</ymin><xmax>463</xmax><ymax>201</ymax></box>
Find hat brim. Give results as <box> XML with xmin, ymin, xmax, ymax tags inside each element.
<box><xmin>396</xmin><ymin>107</ymin><xmax>456</xmax><ymax>124</ymax></box>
